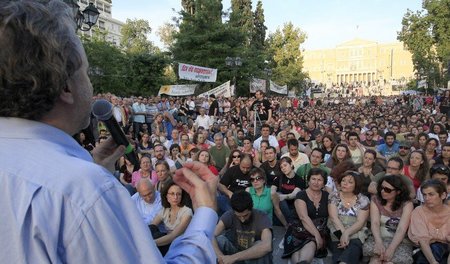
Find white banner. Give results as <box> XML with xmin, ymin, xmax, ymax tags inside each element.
<box><xmin>250</xmin><ymin>78</ymin><xmax>267</xmax><ymax>93</ymax></box>
<box><xmin>269</xmin><ymin>80</ymin><xmax>288</xmax><ymax>94</ymax></box>
<box><xmin>158</xmin><ymin>84</ymin><xmax>197</xmax><ymax>96</ymax></box>
<box><xmin>178</xmin><ymin>63</ymin><xmax>217</xmax><ymax>82</ymax></box>
<box><xmin>418</xmin><ymin>79</ymin><xmax>428</xmax><ymax>89</ymax></box>
<box><xmin>199</xmin><ymin>81</ymin><xmax>233</xmax><ymax>98</ymax></box>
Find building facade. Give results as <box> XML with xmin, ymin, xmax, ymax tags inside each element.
<box><xmin>77</xmin><ymin>0</ymin><xmax>124</xmax><ymax>46</ymax></box>
<box><xmin>303</xmin><ymin>39</ymin><xmax>414</xmax><ymax>87</ymax></box>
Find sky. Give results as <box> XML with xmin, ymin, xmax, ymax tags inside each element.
<box><xmin>112</xmin><ymin>0</ymin><xmax>423</xmax><ymax>50</ymax></box>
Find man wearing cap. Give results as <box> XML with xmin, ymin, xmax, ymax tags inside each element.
<box><xmin>396</xmin><ymin>141</ymin><xmax>411</xmax><ymax>163</ymax></box>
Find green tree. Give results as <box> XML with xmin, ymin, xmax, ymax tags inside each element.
<box><xmin>266</xmin><ymin>22</ymin><xmax>307</xmax><ymax>93</ymax></box>
<box><xmin>230</xmin><ymin>0</ymin><xmax>253</xmax><ymax>45</ymax></box>
<box><xmin>398</xmin><ymin>0</ymin><xmax>450</xmax><ymax>87</ymax></box>
<box><xmin>171</xmin><ymin>0</ymin><xmax>241</xmax><ymax>94</ymax></box>
<box><xmin>120</xmin><ymin>18</ymin><xmax>157</xmax><ymax>54</ymax></box>
<box><xmin>157</xmin><ymin>22</ymin><xmax>177</xmax><ymax>49</ymax></box>
<box><xmin>252</xmin><ymin>0</ymin><xmax>266</xmax><ymax>50</ymax></box>
<box><xmin>82</xmin><ymin>30</ymin><xmax>128</xmax><ymax>95</ymax></box>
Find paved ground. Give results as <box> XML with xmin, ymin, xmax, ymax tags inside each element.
<box><xmin>272</xmin><ymin>226</ymin><xmax>332</xmax><ymax>264</ymax></box>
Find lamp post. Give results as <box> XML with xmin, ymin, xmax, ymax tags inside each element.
<box><xmin>64</xmin><ymin>0</ymin><xmax>100</xmax><ymax>32</ymax></box>
<box><xmin>264</xmin><ymin>67</ymin><xmax>272</xmax><ymax>95</ymax></box>
<box><xmin>225</xmin><ymin>56</ymin><xmax>242</xmax><ymax>94</ymax></box>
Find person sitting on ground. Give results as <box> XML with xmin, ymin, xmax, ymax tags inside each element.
<box><xmin>131</xmin><ymin>178</ymin><xmax>163</xmax><ymax>225</ymax></box>
<box><xmin>408</xmin><ymin>179</ymin><xmax>450</xmax><ymax>264</ymax></box>
<box><xmin>328</xmin><ymin>170</ymin><xmax>370</xmax><ymax>264</ymax></box>
<box><xmin>246</xmin><ymin>167</ymin><xmax>287</xmax><ymax>228</ymax></box>
<box><xmin>218</xmin><ymin>154</ymin><xmax>253</xmax><ymax>215</ymax></box>
<box><xmin>212</xmin><ymin>191</ymin><xmax>273</xmax><ymax>264</ymax></box>
<box><xmin>363</xmin><ymin>175</ymin><xmax>414</xmax><ymax>264</ymax></box>
<box><xmin>282</xmin><ymin>168</ymin><xmax>330</xmax><ymax>263</ymax></box>
<box><xmin>150</xmin><ymin>180</ymin><xmax>193</xmax><ymax>256</ymax></box>
<box><xmin>416</xmin><ymin>164</ymin><xmax>450</xmax><ymax>204</ymax></box>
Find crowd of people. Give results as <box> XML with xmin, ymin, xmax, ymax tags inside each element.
<box><xmin>76</xmin><ymin>90</ymin><xmax>450</xmax><ymax>264</ymax></box>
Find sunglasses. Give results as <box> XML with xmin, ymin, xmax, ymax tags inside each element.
<box><xmin>250</xmin><ymin>176</ymin><xmax>263</xmax><ymax>182</ymax></box>
<box><xmin>232</xmin><ymin>155</ymin><xmax>241</xmax><ymax>158</ymax></box>
<box><xmin>431</xmin><ymin>165</ymin><xmax>449</xmax><ymax>174</ymax></box>
<box><xmin>366</xmin><ymin>134</ymin><xmax>373</xmax><ymax>136</ymax></box>
<box><xmin>399</xmin><ymin>146</ymin><xmax>410</xmax><ymax>150</ymax></box>
<box><xmin>381</xmin><ymin>186</ymin><xmax>396</xmax><ymax>193</ymax></box>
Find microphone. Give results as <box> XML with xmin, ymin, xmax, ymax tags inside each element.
<box><xmin>92</xmin><ymin>99</ymin><xmax>139</xmax><ymax>168</ymax></box>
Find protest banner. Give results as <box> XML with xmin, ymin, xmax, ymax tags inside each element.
<box><xmin>178</xmin><ymin>62</ymin><xmax>217</xmax><ymax>82</ymax></box>
<box><xmin>158</xmin><ymin>84</ymin><xmax>197</xmax><ymax>96</ymax></box>
<box><xmin>198</xmin><ymin>81</ymin><xmax>233</xmax><ymax>98</ymax></box>
<box><xmin>250</xmin><ymin>78</ymin><xmax>267</xmax><ymax>93</ymax></box>
<box><xmin>269</xmin><ymin>80</ymin><xmax>288</xmax><ymax>94</ymax></box>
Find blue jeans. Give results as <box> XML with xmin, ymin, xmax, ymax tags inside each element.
<box><xmin>279</xmin><ymin>200</ymin><xmax>295</xmax><ymax>223</ymax></box>
<box><xmin>414</xmin><ymin>242</ymin><xmax>449</xmax><ymax>264</ymax></box>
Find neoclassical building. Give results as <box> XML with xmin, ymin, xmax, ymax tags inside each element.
<box><xmin>303</xmin><ymin>38</ymin><xmax>414</xmax><ymax>86</ymax></box>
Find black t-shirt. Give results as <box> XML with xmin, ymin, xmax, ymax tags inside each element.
<box><xmin>251</xmin><ymin>99</ymin><xmax>271</xmax><ymax>121</ymax></box>
<box><xmin>296</xmin><ymin>190</ymin><xmax>329</xmax><ymax>220</ymax></box>
<box><xmin>209</xmin><ymin>99</ymin><xmax>219</xmax><ymax>117</ymax></box>
<box><xmin>220</xmin><ymin>209</ymin><xmax>272</xmax><ymax>250</ymax></box>
<box><xmin>220</xmin><ymin>165</ymin><xmax>251</xmax><ymax>193</ymax></box>
<box><xmin>273</xmin><ymin>173</ymin><xmax>306</xmax><ymax>207</ymax></box>
<box><xmin>259</xmin><ymin>161</ymin><xmax>283</xmax><ymax>187</ymax></box>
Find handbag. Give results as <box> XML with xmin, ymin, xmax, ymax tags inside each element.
<box><xmin>283</xmin><ymin>217</ymin><xmax>329</xmax><ymax>258</ymax></box>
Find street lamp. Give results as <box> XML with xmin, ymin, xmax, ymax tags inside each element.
<box><xmin>64</xmin><ymin>0</ymin><xmax>100</xmax><ymax>32</ymax></box>
<box><xmin>225</xmin><ymin>56</ymin><xmax>242</xmax><ymax>91</ymax></box>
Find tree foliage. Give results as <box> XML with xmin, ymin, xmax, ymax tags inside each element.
<box><xmin>266</xmin><ymin>22</ymin><xmax>307</xmax><ymax>92</ymax></box>
<box><xmin>120</xmin><ymin>18</ymin><xmax>157</xmax><ymax>54</ymax></box>
<box><xmin>398</xmin><ymin>0</ymin><xmax>450</xmax><ymax>87</ymax></box>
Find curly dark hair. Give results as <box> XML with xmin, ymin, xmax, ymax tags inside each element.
<box><xmin>160</xmin><ymin>180</ymin><xmax>189</xmax><ymax>208</ymax></box>
<box><xmin>376</xmin><ymin>175</ymin><xmax>411</xmax><ymax>211</ymax></box>
<box><xmin>0</xmin><ymin>0</ymin><xmax>82</xmax><ymax>120</ymax></box>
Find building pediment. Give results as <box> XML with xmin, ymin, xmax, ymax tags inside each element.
<box><xmin>336</xmin><ymin>38</ymin><xmax>378</xmax><ymax>47</ymax></box>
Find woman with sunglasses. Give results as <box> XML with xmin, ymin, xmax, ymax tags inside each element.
<box><xmin>150</xmin><ymin>180</ymin><xmax>192</xmax><ymax>256</ymax></box>
<box><xmin>328</xmin><ymin>170</ymin><xmax>370</xmax><ymax>264</ymax></box>
<box><xmin>283</xmin><ymin>168</ymin><xmax>330</xmax><ymax>263</ymax></box>
<box><xmin>245</xmin><ymin>168</ymin><xmax>287</xmax><ymax>227</ymax></box>
<box><xmin>416</xmin><ymin>164</ymin><xmax>450</xmax><ymax>204</ymax></box>
<box><xmin>409</xmin><ymin>180</ymin><xmax>450</xmax><ymax>264</ymax></box>
<box><xmin>218</xmin><ymin>150</ymin><xmax>242</xmax><ymax>177</ymax></box>
<box><xmin>363</xmin><ymin>175</ymin><xmax>413</xmax><ymax>264</ymax></box>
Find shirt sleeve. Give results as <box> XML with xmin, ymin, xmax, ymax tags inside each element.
<box><xmin>408</xmin><ymin>206</ymin><xmax>430</xmax><ymax>245</ymax></box>
<box><xmin>164</xmin><ymin>207</ymin><xmax>218</xmax><ymax>263</ymax></box>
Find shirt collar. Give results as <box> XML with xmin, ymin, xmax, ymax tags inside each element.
<box><xmin>0</xmin><ymin>117</ymin><xmax>93</xmax><ymax>162</ymax></box>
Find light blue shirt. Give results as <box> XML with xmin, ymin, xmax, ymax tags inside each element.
<box><xmin>0</xmin><ymin>117</ymin><xmax>218</xmax><ymax>263</ymax></box>
<box><xmin>131</xmin><ymin>191</ymin><xmax>163</xmax><ymax>225</ymax></box>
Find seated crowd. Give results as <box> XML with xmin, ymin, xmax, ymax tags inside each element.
<box><xmin>75</xmin><ymin>92</ymin><xmax>450</xmax><ymax>264</ymax></box>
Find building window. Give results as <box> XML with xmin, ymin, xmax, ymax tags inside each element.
<box><xmin>99</xmin><ymin>20</ymin><xmax>105</xmax><ymax>30</ymax></box>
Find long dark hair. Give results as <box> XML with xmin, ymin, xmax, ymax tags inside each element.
<box><xmin>376</xmin><ymin>175</ymin><xmax>411</xmax><ymax>211</ymax></box>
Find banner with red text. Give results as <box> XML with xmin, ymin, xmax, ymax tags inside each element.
<box><xmin>178</xmin><ymin>63</ymin><xmax>217</xmax><ymax>82</ymax></box>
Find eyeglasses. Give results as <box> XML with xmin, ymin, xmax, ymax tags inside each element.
<box><xmin>381</xmin><ymin>186</ymin><xmax>396</xmax><ymax>193</ymax></box>
<box><xmin>366</xmin><ymin>134</ymin><xmax>373</xmax><ymax>136</ymax></box>
<box><xmin>232</xmin><ymin>155</ymin><xmax>241</xmax><ymax>158</ymax></box>
<box><xmin>168</xmin><ymin>192</ymin><xmax>182</xmax><ymax>197</ymax></box>
<box><xmin>250</xmin><ymin>176</ymin><xmax>263</xmax><ymax>182</ymax></box>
